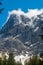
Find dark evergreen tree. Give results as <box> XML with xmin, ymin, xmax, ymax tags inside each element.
<box><xmin>0</xmin><ymin>0</ymin><xmax>4</xmax><ymax>14</ymax></box>
<box><xmin>0</xmin><ymin>2</ymin><xmax>2</xmax><ymax>5</ymax></box>
<box><xmin>2</xmin><ymin>55</ymin><xmax>7</xmax><ymax>65</ymax></box>
<box><xmin>7</xmin><ymin>52</ymin><xmax>16</xmax><ymax>65</ymax></box>
<box><xmin>0</xmin><ymin>57</ymin><xmax>2</xmax><ymax>65</ymax></box>
<box><xmin>25</xmin><ymin>55</ymin><xmax>43</xmax><ymax>65</ymax></box>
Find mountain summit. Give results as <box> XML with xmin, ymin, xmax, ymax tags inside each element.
<box><xmin>0</xmin><ymin>9</ymin><xmax>43</xmax><ymax>55</ymax></box>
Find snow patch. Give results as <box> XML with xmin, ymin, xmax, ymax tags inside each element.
<box><xmin>15</xmin><ymin>54</ymin><xmax>30</xmax><ymax>65</ymax></box>
<box><xmin>34</xmin><ymin>27</ymin><xmax>39</xmax><ymax>32</ymax></box>
<box><xmin>3</xmin><ymin>8</ymin><xmax>43</xmax><ymax>27</ymax></box>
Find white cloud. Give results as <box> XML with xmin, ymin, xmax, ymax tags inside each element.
<box><xmin>8</xmin><ymin>9</ymin><xmax>25</xmax><ymax>16</ymax></box>
<box><xmin>27</xmin><ymin>9</ymin><xmax>43</xmax><ymax>18</ymax></box>
<box><xmin>3</xmin><ymin>8</ymin><xmax>43</xmax><ymax>28</ymax></box>
<box><xmin>8</xmin><ymin>9</ymin><xmax>43</xmax><ymax>18</ymax></box>
<box><xmin>7</xmin><ymin>8</ymin><xmax>43</xmax><ymax>21</ymax></box>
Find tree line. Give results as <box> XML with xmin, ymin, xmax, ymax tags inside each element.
<box><xmin>0</xmin><ymin>52</ymin><xmax>43</xmax><ymax>65</ymax></box>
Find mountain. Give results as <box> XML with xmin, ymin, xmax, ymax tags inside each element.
<box><xmin>0</xmin><ymin>9</ymin><xmax>43</xmax><ymax>55</ymax></box>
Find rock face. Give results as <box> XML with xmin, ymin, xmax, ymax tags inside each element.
<box><xmin>0</xmin><ymin>9</ymin><xmax>43</xmax><ymax>55</ymax></box>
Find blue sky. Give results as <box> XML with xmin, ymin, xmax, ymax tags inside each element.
<box><xmin>0</xmin><ymin>0</ymin><xmax>43</xmax><ymax>29</ymax></box>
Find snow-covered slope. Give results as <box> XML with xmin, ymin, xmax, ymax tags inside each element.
<box><xmin>0</xmin><ymin>9</ymin><xmax>43</xmax><ymax>55</ymax></box>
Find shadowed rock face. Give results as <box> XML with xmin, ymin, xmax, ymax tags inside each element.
<box><xmin>0</xmin><ymin>10</ymin><xmax>43</xmax><ymax>55</ymax></box>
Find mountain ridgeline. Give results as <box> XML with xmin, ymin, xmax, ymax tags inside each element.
<box><xmin>0</xmin><ymin>9</ymin><xmax>43</xmax><ymax>55</ymax></box>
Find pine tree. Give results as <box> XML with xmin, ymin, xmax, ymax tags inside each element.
<box><xmin>0</xmin><ymin>0</ymin><xmax>4</xmax><ymax>14</ymax></box>
<box><xmin>2</xmin><ymin>55</ymin><xmax>7</xmax><ymax>65</ymax></box>
<box><xmin>7</xmin><ymin>52</ymin><xmax>16</xmax><ymax>65</ymax></box>
<box><xmin>0</xmin><ymin>57</ymin><xmax>2</xmax><ymax>65</ymax></box>
<box><xmin>25</xmin><ymin>55</ymin><xmax>43</xmax><ymax>65</ymax></box>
